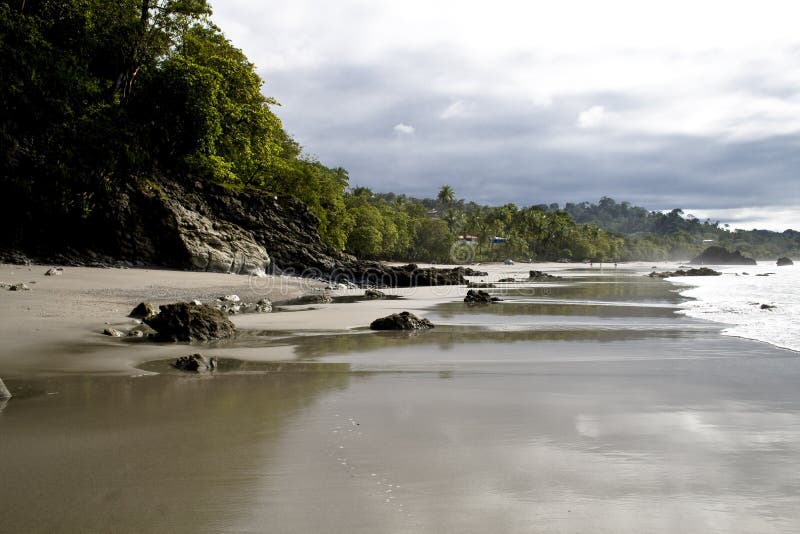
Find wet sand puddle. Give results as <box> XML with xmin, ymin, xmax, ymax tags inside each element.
<box><xmin>2</xmin><ymin>267</ymin><xmax>800</xmax><ymax>533</ymax></box>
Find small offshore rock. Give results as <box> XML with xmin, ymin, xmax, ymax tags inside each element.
<box><xmin>760</xmin><ymin>304</ymin><xmax>776</xmax><ymax>310</ymax></box>
<box><xmin>776</xmin><ymin>257</ymin><xmax>794</xmax><ymax>266</ymax></box>
<box><xmin>691</xmin><ymin>246</ymin><xmax>756</xmax><ymax>266</ymax></box>
<box><xmin>173</xmin><ymin>353</ymin><xmax>218</xmax><ymax>372</ymax></box>
<box><xmin>649</xmin><ymin>267</ymin><xmax>722</xmax><ymax>278</ymax></box>
<box><xmin>103</xmin><ymin>327</ymin><xmax>125</xmax><ymax>337</ymax></box>
<box><xmin>44</xmin><ymin>267</ymin><xmax>63</xmax><ymax>276</ymax></box>
<box><xmin>9</xmin><ymin>283</ymin><xmax>30</xmax><ymax>291</ymax></box>
<box><xmin>464</xmin><ymin>289</ymin><xmax>502</xmax><ymax>304</ymax></box>
<box><xmin>370</xmin><ymin>311</ymin><xmax>434</xmax><ymax>330</ymax></box>
<box><xmin>221</xmin><ymin>294</ymin><xmax>241</xmax><ymax>303</ymax></box>
<box><xmin>129</xmin><ymin>302</ymin><xmax>157</xmax><ymax>320</ymax></box>
<box><xmin>0</xmin><ymin>377</ymin><xmax>12</xmax><ymax>399</ymax></box>
<box><xmin>364</xmin><ymin>289</ymin><xmax>386</xmax><ymax>299</ymax></box>
<box><xmin>497</xmin><ymin>277</ymin><xmax>515</xmax><ymax>283</ymax></box>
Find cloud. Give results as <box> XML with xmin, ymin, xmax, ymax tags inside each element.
<box><xmin>393</xmin><ymin>123</ymin><xmax>415</xmax><ymax>135</ymax></box>
<box><xmin>210</xmin><ymin>1</ymin><xmax>800</xmax><ymax>228</ymax></box>
<box><xmin>577</xmin><ymin>106</ymin><xmax>608</xmax><ymax>129</ymax></box>
<box><xmin>440</xmin><ymin>100</ymin><xmax>475</xmax><ymax>119</ymax></box>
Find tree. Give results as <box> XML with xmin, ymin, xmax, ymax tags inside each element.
<box><xmin>437</xmin><ymin>184</ymin><xmax>455</xmax><ymax>206</ymax></box>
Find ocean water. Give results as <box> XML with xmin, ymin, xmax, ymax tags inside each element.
<box><xmin>668</xmin><ymin>262</ymin><xmax>800</xmax><ymax>352</ymax></box>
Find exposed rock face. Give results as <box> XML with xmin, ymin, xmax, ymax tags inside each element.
<box><xmin>691</xmin><ymin>246</ymin><xmax>756</xmax><ymax>266</ymax></box>
<box><xmin>649</xmin><ymin>267</ymin><xmax>722</xmax><ymax>278</ymax></box>
<box><xmin>464</xmin><ymin>289</ymin><xmax>502</xmax><ymax>304</ymax></box>
<box><xmin>0</xmin><ymin>378</ymin><xmax>12</xmax><ymax>399</ymax></box>
<box><xmin>173</xmin><ymin>353</ymin><xmax>217</xmax><ymax>372</ymax></box>
<box><xmin>129</xmin><ymin>302</ymin><xmax>157</xmax><ymax>320</ymax></box>
<box><xmin>370</xmin><ymin>311</ymin><xmax>434</xmax><ymax>330</ymax></box>
<box><xmin>777</xmin><ymin>257</ymin><xmax>794</xmax><ymax>266</ymax></box>
<box><xmin>144</xmin><ymin>303</ymin><xmax>236</xmax><ymax>342</ymax></box>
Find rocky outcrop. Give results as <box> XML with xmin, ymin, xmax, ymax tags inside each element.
<box><xmin>144</xmin><ymin>303</ymin><xmax>236</xmax><ymax>342</ymax></box>
<box><xmin>464</xmin><ymin>289</ymin><xmax>502</xmax><ymax>304</ymax></box>
<box><xmin>777</xmin><ymin>257</ymin><xmax>794</xmax><ymax>266</ymax></box>
<box><xmin>649</xmin><ymin>267</ymin><xmax>721</xmax><ymax>278</ymax></box>
<box><xmin>691</xmin><ymin>246</ymin><xmax>756</xmax><ymax>265</ymax></box>
<box><xmin>370</xmin><ymin>311</ymin><xmax>434</xmax><ymax>330</ymax></box>
<box><xmin>173</xmin><ymin>353</ymin><xmax>218</xmax><ymax>372</ymax></box>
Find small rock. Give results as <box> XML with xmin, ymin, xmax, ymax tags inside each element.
<box><xmin>497</xmin><ymin>277</ymin><xmax>515</xmax><ymax>282</ymax></box>
<box><xmin>464</xmin><ymin>289</ymin><xmax>502</xmax><ymax>304</ymax></box>
<box><xmin>103</xmin><ymin>327</ymin><xmax>125</xmax><ymax>337</ymax></box>
<box><xmin>190</xmin><ymin>299</ymin><xmax>203</xmax><ymax>306</ymax></box>
<box><xmin>0</xmin><ymin>378</ymin><xmax>11</xmax><ymax>399</ymax></box>
<box><xmin>255</xmin><ymin>298</ymin><xmax>272</xmax><ymax>313</ymax></box>
<box><xmin>370</xmin><ymin>311</ymin><xmax>434</xmax><ymax>330</ymax></box>
<box><xmin>760</xmin><ymin>304</ymin><xmax>776</xmax><ymax>310</ymax></box>
<box><xmin>467</xmin><ymin>282</ymin><xmax>496</xmax><ymax>288</ymax></box>
<box><xmin>44</xmin><ymin>267</ymin><xmax>63</xmax><ymax>276</ymax></box>
<box><xmin>777</xmin><ymin>257</ymin><xmax>794</xmax><ymax>266</ymax></box>
<box><xmin>364</xmin><ymin>289</ymin><xmax>386</xmax><ymax>299</ymax></box>
<box><xmin>221</xmin><ymin>294</ymin><xmax>241</xmax><ymax>303</ymax></box>
<box><xmin>288</xmin><ymin>293</ymin><xmax>333</xmax><ymax>305</ymax></box>
<box><xmin>173</xmin><ymin>353</ymin><xmax>218</xmax><ymax>372</ymax></box>
<box><xmin>129</xmin><ymin>302</ymin><xmax>157</xmax><ymax>320</ymax></box>
<box><xmin>144</xmin><ymin>303</ymin><xmax>236</xmax><ymax>342</ymax></box>
<box><xmin>9</xmin><ymin>283</ymin><xmax>30</xmax><ymax>291</ymax></box>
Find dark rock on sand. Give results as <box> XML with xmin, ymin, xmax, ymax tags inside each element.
<box><xmin>777</xmin><ymin>257</ymin><xmax>794</xmax><ymax>266</ymax></box>
<box><xmin>145</xmin><ymin>303</ymin><xmax>236</xmax><ymax>342</ymax></box>
<box><xmin>464</xmin><ymin>289</ymin><xmax>502</xmax><ymax>304</ymax></box>
<box><xmin>364</xmin><ymin>289</ymin><xmax>386</xmax><ymax>299</ymax></box>
<box><xmin>460</xmin><ymin>267</ymin><xmax>489</xmax><ymax>277</ymax></box>
<box><xmin>529</xmin><ymin>270</ymin><xmax>560</xmax><ymax>280</ymax></box>
<box><xmin>287</xmin><ymin>293</ymin><xmax>333</xmax><ymax>305</ymax></box>
<box><xmin>649</xmin><ymin>267</ymin><xmax>722</xmax><ymax>278</ymax></box>
<box><xmin>8</xmin><ymin>283</ymin><xmax>30</xmax><ymax>291</ymax></box>
<box><xmin>0</xmin><ymin>378</ymin><xmax>12</xmax><ymax>399</ymax></box>
<box><xmin>44</xmin><ymin>267</ymin><xmax>63</xmax><ymax>276</ymax></box>
<box><xmin>691</xmin><ymin>246</ymin><xmax>756</xmax><ymax>265</ymax></box>
<box><xmin>173</xmin><ymin>353</ymin><xmax>218</xmax><ymax>372</ymax></box>
<box><xmin>370</xmin><ymin>311</ymin><xmax>434</xmax><ymax>330</ymax></box>
<box><xmin>760</xmin><ymin>304</ymin><xmax>776</xmax><ymax>310</ymax></box>
<box><xmin>129</xmin><ymin>302</ymin><xmax>157</xmax><ymax>320</ymax></box>
<box><xmin>497</xmin><ymin>277</ymin><xmax>515</xmax><ymax>282</ymax></box>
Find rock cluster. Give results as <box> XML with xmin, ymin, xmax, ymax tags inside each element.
<box><xmin>144</xmin><ymin>303</ymin><xmax>236</xmax><ymax>342</ymax></box>
<box><xmin>690</xmin><ymin>246</ymin><xmax>756</xmax><ymax>266</ymax></box>
<box><xmin>649</xmin><ymin>268</ymin><xmax>722</xmax><ymax>278</ymax></box>
<box><xmin>369</xmin><ymin>311</ymin><xmax>434</xmax><ymax>330</ymax></box>
<box><xmin>464</xmin><ymin>289</ymin><xmax>502</xmax><ymax>304</ymax></box>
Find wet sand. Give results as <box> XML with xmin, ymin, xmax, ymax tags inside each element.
<box><xmin>1</xmin><ymin>262</ymin><xmax>799</xmax><ymax>532</ymax></box>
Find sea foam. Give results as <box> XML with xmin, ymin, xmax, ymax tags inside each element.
<box><xmin>668</xmin><ymin>262</ymin><xmax>800</xmax><ymax>352</ymax></box>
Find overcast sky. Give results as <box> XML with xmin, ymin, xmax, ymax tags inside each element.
<box><xmin>211</xmin><ymin>0</ymin><xmax>800</xmax><ymax>230</ymax></box>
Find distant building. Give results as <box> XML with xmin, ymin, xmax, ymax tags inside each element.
<box><xmin>457</xmin><ymin>235</ymin><xmax>478</xmax><ymax>245</ymax></box>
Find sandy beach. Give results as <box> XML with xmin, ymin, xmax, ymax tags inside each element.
<box><xmin>2</xmin><ymin>262</ymin><xmax>799</xmax><ymax>533</ymax></box>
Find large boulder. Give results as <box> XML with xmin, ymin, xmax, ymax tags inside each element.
<box><xmin>691</xmin><ymin>246</ymin><xmax>756</xmax><ymax>265</ymax></box>
<box><xmin>370</xmin><ymin>311</ymin><xmax>434</xmax><ymax>330</ymax></box>
<box><xmin>129</xmin><ymin>302</ymin><xmax>157</xmax><ymax>320</ymax></box>
<box><xmin>145</xmin><ymin>303</ymin><xmax>236</xmax><ymax>342</ymax></box>
<box><xmin>0</xmin><ymin>378</ymin><xmax>11</xmax><ymax>399</ymax></box>
<box><xmin>777</xmin><ymin>257</ymin><xmax>794</xmax><ymax>266</ymax></box>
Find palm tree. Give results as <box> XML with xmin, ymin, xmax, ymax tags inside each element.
<box><xmin>437</xmin><ymin>185</ymin><xmax>455</xmax><ymax>206</ymax></box>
